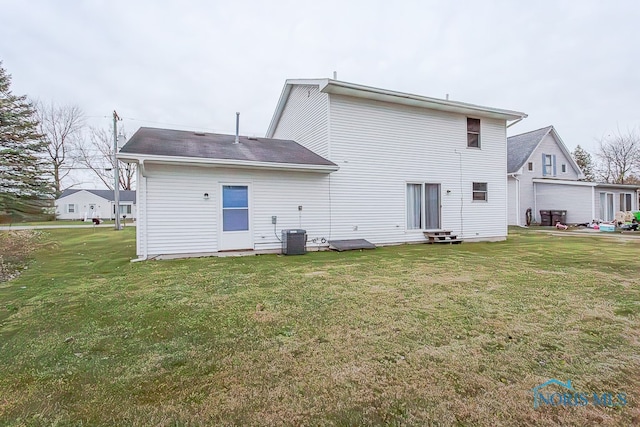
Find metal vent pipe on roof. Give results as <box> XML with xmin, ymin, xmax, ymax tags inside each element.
<box><xmin>235</xmin><ymin>112</ymin><xmax>240</xmax><ymax>144</ymax></box>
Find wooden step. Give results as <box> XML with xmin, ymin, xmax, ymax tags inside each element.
<box><xmin>424</xmin><ymin>230</ymin><xmax>463</xmax><ymax>244</ymax></box>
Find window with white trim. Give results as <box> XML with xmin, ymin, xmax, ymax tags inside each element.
<box><xmin>527</xmin><ymin>162</ymin><xmax>533</xmax><ymax>171</ymax></box>
<box><xmin>620</xmin><ymin>193</ymin><xmax>633</xmax><ymax>211</ymax></box>
<box><xmin>66</xmin><ymin>204</ymin><xmax>76</xmax><ymax>213</ymax></box>
<box><xmin>472</xmin><ymin>182</ymin><xmax>488</xmax><ymax>202</ymax></box>
<box><xmin>406</xmin><ymin>183</ymin><xmax>441</xmax><ymax>229</ymax></box>
<box><xmin>544</xmin><ymin>154</ymin><xmax>553</xmax><ymax>176</ymax></box>
<box><xmin>467</xmin><ymin>118</ymin><xmax>480</xmax><ymax>148</ymax></box>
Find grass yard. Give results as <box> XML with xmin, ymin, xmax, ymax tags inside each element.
<box><xmin>1</xmin><ymin>228</ymin><xmax>639</xmax><ymax>426</ymax></box>
<box><xmin>1</xmin><ymin>220</ymin><xmax>120</xmax><ymax>227</ymax></box>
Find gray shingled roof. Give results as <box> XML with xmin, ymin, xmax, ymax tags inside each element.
<box><xmin>58</xmin><ymin>189</ymin><xmax>136</xmax><ymax>203</ymax></box>
<box><xmin>507</xmin><ymin>126</ymin><xmax>553</xmax><ymax>173</ymax></box>
<box><xmin>120</xmin><ymin>127</ymin><xmax>337</xmax><ymax>167</ymax></box>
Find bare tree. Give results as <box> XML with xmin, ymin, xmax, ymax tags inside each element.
<box><xmin>34</xmin><ymin>101</ymin><xmax>85</xmax><ymax>197</ymax></box>
<box><xmin>595</xmin><ymin>128</ymin><xmax>640</xmax><ymax>184</ymax></box>
<box><xmin>74</xmin><ymin>127</ymin><xmax>136</xmax><ymax>190</ymax></box>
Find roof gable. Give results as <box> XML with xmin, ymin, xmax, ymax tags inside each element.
<box><xmin>57</xmin><ymin>189</ymin><xmax>136</xmax><ymax>203</ymax></box>
<box><xmin>507</xmin><ymin>126</ymin><xmax>553</xmax><ymax>173</ymax></box>
<box><xmin>507</xmin><ymin>126</ymin><xmax>583</xmax><ymax>177</ymax></box>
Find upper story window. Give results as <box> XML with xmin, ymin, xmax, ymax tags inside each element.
<box><xmin>561</xmin><ymin>164</ymin><xmax>567</xmax><ymax>173</ymax></box>
<box><xmin>467</xmin><ymin>118</ymin><xmax>480</xmax><ymax>148</ymax></box>
<box><xmin>543</xmin><ymin>154</ymin><xmax>553</xmax><ymax>176</ymax></box>
<box><xmin>527</xmin><ymin>162</ymin><xmax>533</xmax><ymax>171</ymax></box>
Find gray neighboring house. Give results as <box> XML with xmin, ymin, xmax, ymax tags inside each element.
<box><xmin>507</xmin><ymin>126</ymin><xmax>639</xmax><ymax>225</ymax></box>
<box><xmin>56</xmin><ymin>189</ymin><xmax>137</xmax><ymax>220</ymax></box>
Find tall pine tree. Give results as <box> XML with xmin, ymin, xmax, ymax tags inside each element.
<box><xmin>572</xmin><ymin>145</ymin><xmax>595</xmax><ymax>182</ymax></box>
<box><xmin>0</xmin><ymin>62</ymin><xmax>53</xmax><ymax>221</ymax></box>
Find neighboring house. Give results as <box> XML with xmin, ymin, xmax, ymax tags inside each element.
<box><xmin>507</xmin><ymin>126</ymin><xmax>639</xmax><ymax>225</ymax></box>
<box><xmin>56</xmin><ymin>189</ymin><xmax>137</xmax><ymax>221</ymax></box>
<box><xmin>118</xmin><ymin>78</ymin><xmax>526</xmax><ymax>259</ymax></box>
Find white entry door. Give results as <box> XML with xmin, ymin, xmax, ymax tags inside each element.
<box><xmin>219</xmin><ymin>184</ymin><xmax>252</xmax><ymax>251</ymax></box>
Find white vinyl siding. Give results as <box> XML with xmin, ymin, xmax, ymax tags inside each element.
<box><xmin>535</xmin><ymin>183</ymin><xmax>593</xmax><ymax>224</ymax></box>
<box><xmin>329</xmin><ymin>94</ymin><xmax>508</xmax><ymax>242</ymax></box>
<box><xmin>140</xmin><ymin>164</ymin><xmax>331</xmax><ymax>257</ymax></box>
<box><xmin>270</xmin><ymin>85</ymin><xmax>330</xmax><ymax>158</ymax></box>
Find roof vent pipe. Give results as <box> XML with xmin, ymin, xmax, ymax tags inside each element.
<box><xmin>235</xmin><ymin>112</ymin><xmax>240</xmax><ymax>144</ymax></box>
<box><xmin>333</xmin><ymin>71</ymin><xmax>337</xmax><ymax>79</ymax></box>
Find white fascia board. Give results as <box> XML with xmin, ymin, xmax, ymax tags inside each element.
<box><xmin>319</xmin><ymin>79</ymin><xmax>528</xmax><ymax>121</ymax></box>
<box><xmin>117</xmin><ymin>153</ymin><xmax>339</xmax><ymax>173</ymax></box>
<box><xmin>265</xmin><ymin>78</ymin><xmax>328</xmax><ymax>138</ymax></box>
<box><xmin>532</xmin><ymin>178</ymin><xmax>596</xmax><ymax>187</ymax></box>
<box><xmin>548</xmin><ymin>127</ymin><xmax>585</xmax><ymax>178</ymax></box>
<box><xmin>595</xmin><ymin>183</ymin><xmax>640</xmax><ymax>190</ymax></box>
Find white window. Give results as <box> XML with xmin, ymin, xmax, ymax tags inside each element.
<box><xmin>544</xmin><ymin>155</ymin><xmax>553</xmax><ymax>176</ymax></box>
<box><xmin>620</xmin><ymin>193</ymin><xmax>633</xmax><ymax>211</ymax></box>
<box><xmin>467</xmin><ymin>118</ymin><xmax>480</xmax><ymax>148</ymax></box>
<box><xmin>120</xmin><ymin>204</ymin><xmax>132</xmax><ymax>215</ymax></box>
<box><xmin>222</xmin><ymin>185</ymin><xmax>249</xmax><ymax>231</ymax></box>
<box><xmin>406</xmin><ymin>184</ymin><xmax>422</xmax><ymax>229</ymax></box>
<box><xmin>406</xmin><ymin>183</ymin><xmax>441</xmax><ymax>230</ymax></box>
<box><xmin>472</xmin><ymin>182</ymin><xmax>488</xmax><ymax>202</ymax></box>
<box><xmin>66</xmin><ymin>204</ymin><xmax>76</xmax><ymax>213</ymax></box>
<box><xmin>527</xmin><ymin>162</ymin><xmax>533</xmax><ymax>171</ymax></box>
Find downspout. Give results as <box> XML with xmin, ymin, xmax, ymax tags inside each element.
<box><xmin>507</xmin><ymin>117</ymin><xmax>524</xmax><ymax>129</ymax></box>
<box><xmin>509</xmin><ymin>173</ymin><xmax>522</xmax><ymax>226</ymax></box>
<box><xmin>591</xmin><ymin>186</ymin><xmax>596</xmax><ymax>221</ymax></box>
<box><xmin>131</xmin><ymin>159</ymin><xmax>148</xmax><ymax>262</ymax></box>
<box><xmin>533</xmin><ymin>181</ymin><xmax>537</xmax><ymax>223</ymax></box>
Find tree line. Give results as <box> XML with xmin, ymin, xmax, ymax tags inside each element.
<box><xmin>572</xmin><ymin>130</ymin><xmax>640</xmax><ymax>185</ymax></box>
<box><xmin>1</xmin><ymin>61</ymin><xmax>135</xmax><ymax>221</ymax></box>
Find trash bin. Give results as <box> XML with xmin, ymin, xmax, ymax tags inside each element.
<box><xmin>551</xmin><ymin>210</ymin><xmax>567</xmax><ymax>225</ymax></box>
<box><xmin>539</xmin><ymin>210</ymin><xmax>551</xmax><ymax>226</ymax></box>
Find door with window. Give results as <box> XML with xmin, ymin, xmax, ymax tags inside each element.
<box><xmin>219</xmin><ymin>184</ymin><xmax>252</xmax><ymax>251</ymax></box>
<box><xmin>407</xmin><ymin>183</ymin><xmax>441</xmax><ymax>230</ymax></box>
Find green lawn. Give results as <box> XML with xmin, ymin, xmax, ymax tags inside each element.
<box><xmin>1</xmin><ymin>228</ymin><xmax>639</xmax><ymax>426</ymax></box>
<box><xmin>1</xmin><ymin>220</ymin><xmax>123</xmax><ymax>227</ymax></box>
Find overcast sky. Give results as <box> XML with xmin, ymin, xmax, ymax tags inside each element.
<box><xmin>2</xmin><ymin>1</ymin><xmax>639</xmax><ymax>187</ymax></box>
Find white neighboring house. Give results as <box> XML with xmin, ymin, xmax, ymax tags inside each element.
<box><xmin>507</xmin><ymin>126</ymin><xmax>640</xmax><ymax>225</ymax></box>
<box><xmin>55</xmin><ymin>189</ymin><xmax>137</xmax><ymax>221</ymax></box>
<box><xmin>118</xmin><ymin>78</ymin><xmax>527</xmax><ymax>260</ymax></box>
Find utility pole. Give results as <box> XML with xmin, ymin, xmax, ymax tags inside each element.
<box><xmin>113</xmin><ymin>110</ymin><xmax>121</xmax><ymax>231</ymax></box>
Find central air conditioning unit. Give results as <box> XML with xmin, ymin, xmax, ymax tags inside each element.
<box><xmin>282</xmin><ymin>229</ymin><xmax>307</xmax><ymax>255</ymax></box>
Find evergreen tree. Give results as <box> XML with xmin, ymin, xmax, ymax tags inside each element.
<box><xmin>0</xmin><ymin>62</ymin><xmax>53</xmax><ymax>221</ymax></box>
<box><xmin>572</xmin><ymin>145</ymin><xmax>595</xmax><ymax>182</ymax></box>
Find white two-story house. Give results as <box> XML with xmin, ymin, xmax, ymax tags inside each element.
<box><xmin>118</xmin><ymin>79</ymin><xmax>527</xmax><ymax>259</ymax></box>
